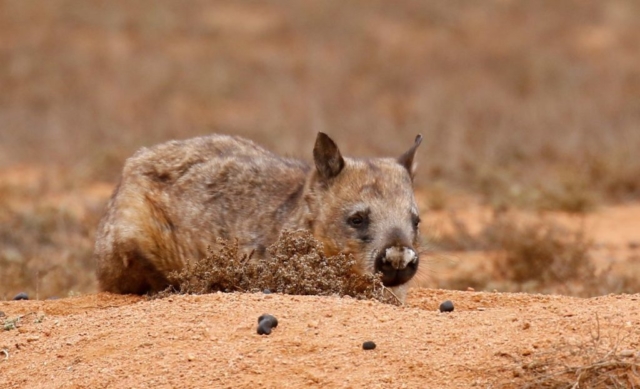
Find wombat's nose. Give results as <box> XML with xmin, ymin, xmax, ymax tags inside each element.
<box><xmin>374</xmin><ymin>246</ymin><xmax>418</xmax><ymax>287</ymax></box>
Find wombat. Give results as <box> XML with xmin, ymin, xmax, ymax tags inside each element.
<box><xmin>94</xmin><ymin>132</ymin><xmax>423</xmax><ymax>300</ymax></box>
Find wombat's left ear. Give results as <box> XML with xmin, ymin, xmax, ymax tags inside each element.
<box><xmin>398</xmin><ymin>134</ymin><xmax>423</xmax><ymax>179</ymax></box>
<box><xmin>314</xmin><ymin>132</ymin><xmax>345</xmax><ymax>180</ymax></box>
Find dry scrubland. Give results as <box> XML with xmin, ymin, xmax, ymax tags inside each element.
<box><xmin>1</xmin><ymin>2</ymin><xmax>640</xmax><ymax>387</ymax></box>
<box><xmin>1</xmin><ymin>1</ymin><xmax>640</xmax><ymax>300</ymax></box>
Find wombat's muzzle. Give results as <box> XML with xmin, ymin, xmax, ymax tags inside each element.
<box><xmin>374</xmin><ymin>246</ymin><xmax>418</xmax><ymax>287</ymax></box>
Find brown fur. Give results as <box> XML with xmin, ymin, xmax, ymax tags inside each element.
<box><xmin>94</xmin><ymin>133</ymin><xmax>422</xmax><ymax>300</ymax></box>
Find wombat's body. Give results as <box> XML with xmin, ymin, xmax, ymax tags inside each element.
<box><xmin>94</xmin><ymin>133</ymin><xmax>422</xmax><ymax>300</ymax></box>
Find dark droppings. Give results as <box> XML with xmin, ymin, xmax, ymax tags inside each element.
<box><xmin>439</xmin><ymin>300</ymin><xmax>454</xmax><ymax>312</ymax></box>
<box><xmin>362</xmin><ymin>341</ymin><xmax>376</xmax><ymax>350</ymax></box>
<box><xmin>13</xmin><ymin>292</ymin><xmax>28</xmax><ymax>301</ymax></box>
<box><xmin>257</xmin><ymin>314</ymin><xmax>278</xmax><ymax>335</ymax></box>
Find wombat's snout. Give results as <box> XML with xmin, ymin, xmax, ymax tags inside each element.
<box><xmin>374</xmin><ymin>246</ymin><xmax>418</xmax><ymax>287</ymax></box>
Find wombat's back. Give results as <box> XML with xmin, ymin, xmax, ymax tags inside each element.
<box><xmin>94</xmin><ymin>134</ymin><xmax>310</xmax><ymax>294</ymax></box>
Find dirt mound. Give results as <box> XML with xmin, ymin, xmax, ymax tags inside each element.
<box><xmin>1</xmin><ymin>289</ymin><xmax>638</xmax><ymax>388</ymax></box>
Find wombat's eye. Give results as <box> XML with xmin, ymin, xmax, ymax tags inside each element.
<box><xmin>347</xmin><ymin>213</ymin><xmax>367</xmax><ymax>229</ymax></box>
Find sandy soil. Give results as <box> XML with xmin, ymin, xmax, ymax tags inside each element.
<box><xmin>2</xmin><ymin>172</ymin><xmax>639</xmax><ymax>387</ymax></box>
<box><xmin>422</xmin><ymin>195</ymin><xmax>640</xmax><ymax>294</ymax></box>
<box><xmin>1</xmin><ymin>289</ymin><xmax>638</xmax><ymax>388</ymax></box>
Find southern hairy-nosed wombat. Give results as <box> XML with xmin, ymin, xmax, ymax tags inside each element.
<box><xmin>94</xmin><ymin>133</ymin><xmax>423</xmax><ymax>300</ymax></box>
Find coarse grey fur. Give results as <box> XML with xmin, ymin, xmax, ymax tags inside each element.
<box><xmin>94</xmin><ymin>133</ymin><xmax>423</xmax><ymax>301</ymax></box>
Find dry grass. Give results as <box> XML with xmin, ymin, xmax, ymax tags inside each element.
<box><xmin>488</xmin><ymin>217</ymin><xmax>593</xmax><ymax>287</ymax></box>
<box><xmin>1</xmin><ymin>1</ymin><xmax>640</xmax><ymax>298</ymax></box>
<box><xmin>430</xmin><ymin>211</ymin><xmax>640</xmax><ymax>296</ymax></box>
<box><xmin>159</xmin><ymin>230</ymin><xmax>400</xmax><ymax>305</ymax></box>
<box><xmin>0</xmin><ymin>172</ymin><xmax>101</xmax><ymax>300</ymax></box>
<box><xmin>508</xmin><ymin>318</ymin><xmax>640</xmax><ymax>388</ymax></box>
<box><xmin>1</xmin><ymin>1</ymin><xmax>640</xmax><ymax>204</ymax></box>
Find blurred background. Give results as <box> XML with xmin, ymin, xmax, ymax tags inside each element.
<box><xmin>1</xmin><ymin>0</ymin><xmax>639</xmax><ymax>299</ymax></box>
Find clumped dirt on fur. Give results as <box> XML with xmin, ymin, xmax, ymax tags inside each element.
<box><xmin>161</xmin><ymin>230</ymin><xmax>399</xmax><ymax>305</ymax></box>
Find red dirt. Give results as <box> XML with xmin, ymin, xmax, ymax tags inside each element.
<box><xmin>1</xmin><ymin>289</ymin><xmax>639</xmax><ymax>388</ymax></box>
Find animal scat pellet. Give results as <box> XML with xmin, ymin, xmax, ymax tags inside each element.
<box><xmin>257</xmin><ymin>314</ymin><xmax>278</xmax><ymax>335</ymax></box>
<box><xmin>13</xmin><ymin>292</ymin><xmax>28</xmax><ymax>301</ymax></box>
<box><xmin>439</xmin><ymin>300</ymin><xmax>454</xmax><ymax>312</ymax></box>
<box><xmin>362</xmin><ymin>341</ymin><xmax>376</xmax><ymax>350</ymax></box>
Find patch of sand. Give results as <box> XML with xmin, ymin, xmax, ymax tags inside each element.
<box><xmin>1</xmin><ymin>290</ymin><xmax>638</xmax><ymax>388</ymax></box>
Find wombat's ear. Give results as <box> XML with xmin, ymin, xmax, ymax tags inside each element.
<box><xmin>314</xmin><ymin>132</ymin><xmax>345</xmax><ymax>180</ymax></box>
<box><xmin>398</xmin><ymin>134</ymin><xmax>423</xmax><ymax>179</ymax></box>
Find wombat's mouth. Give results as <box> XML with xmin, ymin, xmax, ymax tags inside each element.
<box><xmin>373</xmin><ymin>249</ymin><xmax>418</xmax><ymax>287</ymax></box>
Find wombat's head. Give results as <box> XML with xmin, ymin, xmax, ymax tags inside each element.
<box><xmin>307</xmin><ymin>132</ymin><xmax>423</xmax><ymax>290</ymax></box>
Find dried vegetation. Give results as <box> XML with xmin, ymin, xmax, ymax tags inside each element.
<box><xmin>1</xmin><ymin>1</ymin><xmax>640</xmax><ymax>298</ymax></box>
<box><xmin>0</xmin><ymin>173</ymin><xmax>100</xmax><ymax>300</ymax></box>
<box><xmin>431</xmin><ymin>211</ymin><xmax>640</xmax><ymax>296</ymax></box>
<box><xmin>160</xmin><ymin>230</ymin><xmax>399</xmax><ymax>305</ymax></box>
<box><xmin>508</xmin><ymin>319</ymin><xmax>640</xmax><ymax>388</ymax></box>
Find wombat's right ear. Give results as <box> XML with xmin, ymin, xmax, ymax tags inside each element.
<box><xmin>313</xmin><ymin>132</ymin><xmax>345</xmax><ymax>180</ymax></box>
<box><xmin>398</xmin><ymin>134</ymin><xmax>423</xmax><ymax>179</ymax></box>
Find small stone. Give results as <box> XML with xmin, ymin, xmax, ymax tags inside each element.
<box><xmin>439</xmin><ymin>300</ymin><xmax>454</xmax><ymax>312</ymax></box>
<box><xmin>263</xmin><ymin>289</ymin><xmax>271</xmax><ymax>294</ymax></box>
<box><xmin>187</xmin><ymin>354</ymin><xmax>195</xmax><ymax>361</ymax></box>
<box><xmin>466</xmin><ymin>287</ymin><xmax>475</xmax><ymax>291</ymax></box>
<box><xmin>13</xmin><ymin>292</ymin><xmax>28</xmax><ymax>301</ymax></box>
<box><xmin>619</xmin><ymin>350</ymin><xmax>635</xmax><ymax>358</ymax></box>
<box><xmin>362</xmin><ymin>341</ymin><xmax>376</xmax><ymax>350</ymax></box>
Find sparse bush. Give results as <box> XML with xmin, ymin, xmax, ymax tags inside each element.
<box><xmin>0</xmin><ymin>187</ymin><xmax>100</xmax><ymax>300</ymax></box>
<box><xmin>2</xmin><ymin>1</ymin><xmax>640</xmax><ymax>301</ymax></box>
<box><xmin>428</xmin><ymin>211</ymin><xmax>482</xmax><ymax>252</ymax></box>
<box><xmin>428</xmin><ymin>211</ymin><xmax>640</xmax><ymax>296</ymax></box>
<box><xmin>161</xmin><ymin>229</ymin><xmax>400</xmax><ymax>305</ymax></box>
<box><xmin>488</xmin><ymin>217</ymin><xmax>593</xmax><ymax>286</ymax></box>
<box><xmin>2</xmin><ymin>1</ymin><xmax>640</xmax><ymax>208</ymax></box>
<box><xmin>425</xmin><ymin>182</ymin><xmax>449</xmax><ymax>211</ymax></box>
<box><xmin>536</xmin><ymin>180</ymin><xmax>597</xmax><ymax>214</ymax></box>
<box><xmin>505</xmin><ymin>319</ymin><xmax>640</xmax><ymax>388</ymax></box>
